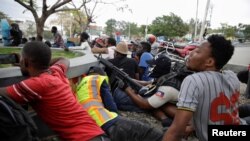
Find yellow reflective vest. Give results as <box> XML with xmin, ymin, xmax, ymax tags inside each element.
<box><xmin>76</xmin><ymin>75</ymin><xmax>118</xmax><ymax>127</ymax></box>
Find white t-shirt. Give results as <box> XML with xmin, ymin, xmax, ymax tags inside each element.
<box><xmin>147</xmin><ymin>86</ymin><xmax>179</xmax><ymax>108</ymax></box>
<box><xmin>107</xmin><ymin>46</ymin><xmax>116</xmax><ymax>59</ymax></box>
<box><xmin>69</xmin><ymin>41</ymin><xmax>90</xmax><ymax>50</ymax></box>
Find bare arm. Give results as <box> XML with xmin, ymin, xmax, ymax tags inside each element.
<box><xmin>50</xmin><ymin>57</ymin><xmax>69</xmax><ymax>67</ymax></box>
<box><xmin>163</xmin><ymin>109</ymin><xmax>193</xmax><ymax>141</ymax></box>
<box><xmin>135</xmin><ymin>73</ymin><xmax>140</xmax><ymax>80</ymax></box>
<box><xmin>132</xmin><ymin>79</ymin><xmax>152</xmax><ymax>86</ymax></box>
<box><xmin>91</xmin><ymin>47</ymin><xmax>108</xmax><ymax>54</ymax></box>
<box><xmin>124</xmin><ymin>87</ymin><xmax>154</xmax><ymax>109</ymax></box>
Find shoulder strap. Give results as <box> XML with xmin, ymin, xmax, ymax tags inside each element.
<box><xmin>0</xmin><ymin>97</ymin><xmax>17</xmax><ymax>122</ymax></box>
<box><xmin>155</xmin><ymin>72</ymin><xmax>178</xmax><ymax>87</ymax></box>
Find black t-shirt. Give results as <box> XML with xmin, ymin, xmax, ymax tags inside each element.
<box><xmin>107</xmin><ymin>56</ymin><xmax>139</xmax><ymax>79</ymax></box>
<box><xmin>10</xmin><ymin>29</ymin><xmax>22</xmax><ymax>46</ymax></box>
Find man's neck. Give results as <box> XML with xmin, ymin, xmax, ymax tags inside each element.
<box><xmin>30</xmin><ymin>69</ymin><xmax>49</xmax><ymax>77</ymax></box>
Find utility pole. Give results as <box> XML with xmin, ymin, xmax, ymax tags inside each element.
<box><xmin>199</xmin><ymin>0</ymin><xmax>210</xmax><ymax>42</ymax></box>
<box><xmin>194</xmin><ymin>0</ymin><xmax>199</xmax><ymax>41</ymax></box>
<box><xmin>145</xmin><ymin>18</ymin><xmax>148</xmax><ymax>40</ymax></box>
<box><xmin>208</xmin><ymin>4</ymin><xmax>213</xmax><ymax>27</ymax></box>
<box><xmin>69</xmin><ymin>13</ymin><xmax>73</xmax><ymax>38</ymax></box>
<box><xmin>128</xmin><ymin>22</ymin><xmax>131</xmax><ymax>40</ymax></box>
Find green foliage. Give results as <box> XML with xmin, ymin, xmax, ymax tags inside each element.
<box><xmin>105</xmin><ymin>19</ymin><xmax>117</xmax><ymax>37</ymax></box>
<box><xmin>0</xmin><ymin>47</ymin><xmax>82</xmax><ymax>68</ymax></box>
<box><xmin>0</xmin><ymin>47</ymin><xmax>81</xmax><ymax>59</ymax></box>
<box><xmin>105</xmin><ymin>19</ymin><xmax>144</xmax><ymax>39</ymax></box>
<box><xmin>224</xmin><ymin>26</ymin><xmax>237</xmax><ymax>38</ymax></box>
<box><xmin>126</xmin><ymin>22</ymin><xmax>140</xmax><ymax>37</ymax></box>
<box><xmin>149</xmin><ymin>13</ymin><xmax>189</xmax><ymax>38</ymax></box>
<box><xmin>243</xmin><ymin>25</ymin><xmax>250</xmax><ymax>40</ymax></box>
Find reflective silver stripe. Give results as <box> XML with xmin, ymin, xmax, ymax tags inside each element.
<box><xmin>90</xmin><ymin>76</ymin><xmax>99</xmax><ymax>99</ymax></box>
<box><xmin>83</xmin><ymin>101</ymin><xmax>104</xmax><ymax>109</ymax></box>
<box><xmin>98</xmin><ymin>108</ymin><xmax>111</xmax><ymax>121</ymax></box>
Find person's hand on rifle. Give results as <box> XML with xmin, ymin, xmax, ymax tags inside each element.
<box><xmin>118</xmin><ymin>79</ymin><xmax>128</xmax><ymax>91</ymax></box>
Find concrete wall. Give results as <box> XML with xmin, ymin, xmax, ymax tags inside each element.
<box><xmin>0</xmin><ymin>47</ymin><xmax>249</xmax><ymax>83</ymax></box>
<box><xmin>0</xmin><ymin>49</ymin><xmax>107</xmax><ymax>87</ymax></box>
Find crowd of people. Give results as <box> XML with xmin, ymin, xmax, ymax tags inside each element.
<box><xmin>1</xmin><ymin>23</ymin><xmax>250</xmax><ymax>141</ymax></box>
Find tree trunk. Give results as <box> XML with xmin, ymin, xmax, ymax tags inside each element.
<box><xmin>36</xmin><ymin>19</ymin><xmax>45</xmax><ymax>40</ymax></box>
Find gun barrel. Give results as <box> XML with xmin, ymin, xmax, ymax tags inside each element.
<box><xmin>94</xmin><ymin>55</ymin><xmax>143</xmax><ymax>92</ymax></box>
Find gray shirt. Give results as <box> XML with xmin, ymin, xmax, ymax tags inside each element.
<box><xmin>177</xmin><ymin>70</ymin><xmax>246</xmax><ymax>141</ymax></box>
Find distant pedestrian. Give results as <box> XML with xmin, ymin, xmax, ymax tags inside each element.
<box><xmin>51</xmin><ymin>26</ymin><xmax>65</xmax><ymax>49</ymax></box>
<box><xmin>9</xmin><ymin>23</ymin><xmax>22</xmax><ymax>46</ymax></box>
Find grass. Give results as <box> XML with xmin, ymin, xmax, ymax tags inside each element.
<box><xmin>0</xmin><ymin>47</ymin><xmax>83</xmax><ymax>68</ymax></box>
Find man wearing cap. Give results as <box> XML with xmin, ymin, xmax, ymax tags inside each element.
<box><xmin>107</xmin><ymin>41</ymin><xmax>139</xmax><ymax>79</ymax></box>
<box><xmin>105</xmin><ymin>41</ymin><xmax>139</xmax><ymax>91</ymax></box>
<box><xmin>76</xmin><ymin>66</ymin><xmax>163</xmax><ymax>141</ymax></box>
<box><xmin>130</xmin><ymin>41</ymin><xmax>142</xmax><ymax>58</ymax></box>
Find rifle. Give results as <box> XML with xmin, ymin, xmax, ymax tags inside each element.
<box><xmin>94</xmin><ymin>55</ymin><xmax>147</xmax><ymax>94</ymax></box>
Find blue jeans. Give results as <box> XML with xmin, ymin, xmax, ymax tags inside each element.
<box><xmin>113</xmin><ymin>88</ymin><xmax>147</xmax><ymax>113</ymax></box>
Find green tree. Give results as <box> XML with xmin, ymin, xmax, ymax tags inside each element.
<box><xmin>116</xmin><ymin>20</ymin><xmax>127</xmax><ymax>34</ymax></box>
<box><xmin>105</xmin><ymin>19</ymin><xmax>117</xmax><ymax>37</ymax></box>
<box><xmin>150</xmin><ymin>13</ymin><xmax>189</xmax><ymax>38</ymax></box>
<box><xmin>243</xmin><ymin>24</ymin><xmax>250</xmax><ymax>40</ymax></box>
<box><xmin>125</xmin><ymin>22</ymin><xmax>140</xmax><ymax>39</ymax></box>
<box><xmin>224</xmin><ymin>25</ymin><xmax>236</xmax><ymax>38</ymax></box>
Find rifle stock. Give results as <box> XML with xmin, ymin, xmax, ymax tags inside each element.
<box><xmin>94</xmin><ymin>55</ymin><xmax>143</xmax><ymax>92</ymax></box>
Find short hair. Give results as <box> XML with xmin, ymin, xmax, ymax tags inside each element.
<box><xmin>207</xmin><ymin>34</ymin><xmax>234</xmax><ymax>70</ymax></box>
<box><xmin>51</xmin><ymin>26</ymin><xmax>57</xmax><ymax>33</ymax></box>
<box><xmin>107</xmin><ymin>37</ymin><xmax>116</xmax><ymax>46</ymax></box>
<box><xmin>21</xmin><ymin>38</ymin><xmax>28</xmax><ymax>44</ymax></box>
<box><xmin>22</xmin><ymin>41</ymin><xmax>51</xmax><ymax>69</ymax></box>
<box><xmin>80</xmin><ymin>32</ymin><xmax>90</xmax><ymax>42</ymax></box>
<box><xmin>52</xmin><ymin>26</ymin><xmax>57</xmax><ymax>31</ymax></box>
<box><xmin>87</xmin><ymin>66</ymin><xmax>106</xmax><ymax>75</ymax></box>
<box><xmin>140</xmin><ymin>41</ymin><xmax>151</xmax><ymax>52</ymax></box>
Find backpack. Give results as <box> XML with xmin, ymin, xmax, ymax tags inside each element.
<box><xmin>142</xmin><ymin>61</ymin><xmax>194</xmax><ymax>97</ymax></box>
<box><xmin>0</xmin><ymin>95</ymin><xmax>40</xmax><ymax>141</ymax></box>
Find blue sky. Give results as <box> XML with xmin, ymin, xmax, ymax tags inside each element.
<box><xmin>1</xmin><ymin>0</ymin><xmax>250</xmax><ymax>28</ymax></box>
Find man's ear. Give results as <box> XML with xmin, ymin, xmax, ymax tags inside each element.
<box><xmin>205</xmin><ymin>57</ymin><xmax>215</xmax><ymax>68</ymax></box>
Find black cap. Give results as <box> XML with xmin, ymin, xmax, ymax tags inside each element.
<box><xmin>147</xmin><ymin>55</ymin><xmax>171</xmax><ymax>78</ymax></box>
<box><xmin>87</xmin><ymin>66</ymin><xmax>106</xmax><ymax>75</ymax></box>
<box><xmin>131</xmin><ymin>41</ymin><xmax>141</xmax><ymax>47</ymax></box>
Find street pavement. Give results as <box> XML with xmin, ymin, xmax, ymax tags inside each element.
<box><xmin>229</xmin><ymin>42</ymin><xmax>250</xmax><ymax>67</ymax></box>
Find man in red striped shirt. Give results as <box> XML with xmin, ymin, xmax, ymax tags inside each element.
<box><xmin>0</xmin><ymin>41</ymin><xmax>109</xmax><ymax>141</ymax></box>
